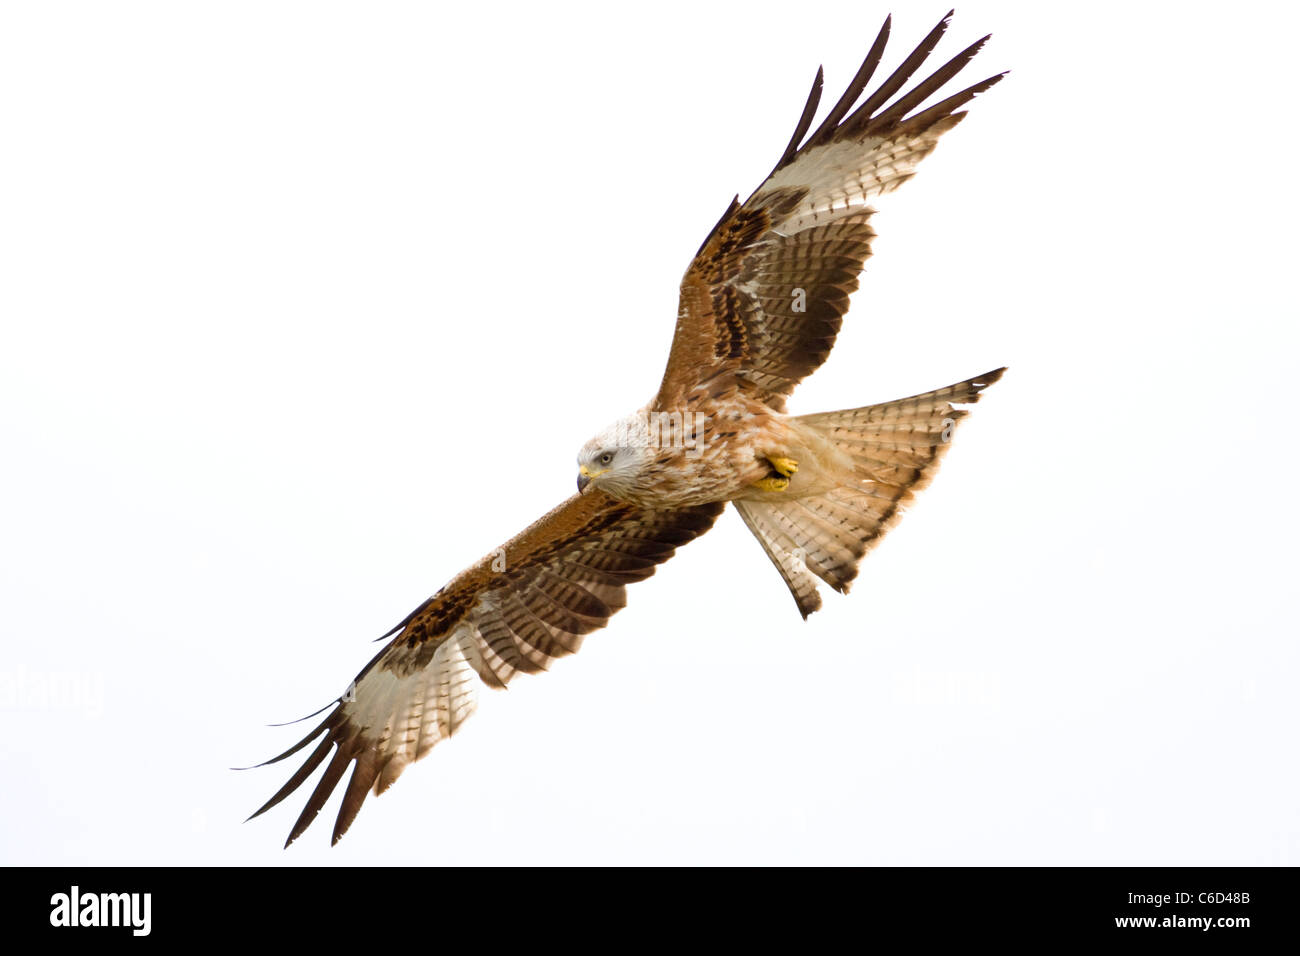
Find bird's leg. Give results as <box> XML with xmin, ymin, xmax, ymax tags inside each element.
<box><xmin>751</xmin><ymin>455</ymin><xmax>798</xmax><ymax>492</ymax></box>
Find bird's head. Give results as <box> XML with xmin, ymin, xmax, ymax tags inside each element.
<box><xmin>576</xmin><ymin>412</ymin><xmax>658</xmax><ymax>497</ymax></box>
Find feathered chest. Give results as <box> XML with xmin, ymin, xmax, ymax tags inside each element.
<box><xmin>622</xmin><ymin>394</ymin><xmax>788</xmax><ymax>509</ymax></box>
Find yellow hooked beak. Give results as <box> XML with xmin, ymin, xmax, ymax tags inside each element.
<box><xmin>577</xmin><ymin>464</ymin><xmax>608</xmax><ymax>493</ymax></box>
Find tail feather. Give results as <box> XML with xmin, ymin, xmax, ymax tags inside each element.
<box><xmin>735</xmin><ymin>367</ymin><xmax>1004</xmax><ymax>617</ymax></box>
<box><xmin>733</xmin><ymin>502</ymin><xmax>825</xmax><ymax>616</ymax></box>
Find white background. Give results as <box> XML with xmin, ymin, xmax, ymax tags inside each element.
<box><xmin>2</xmin><ymin>0</ymin><xmax>1296</xmax><ymax>865</ymax></box>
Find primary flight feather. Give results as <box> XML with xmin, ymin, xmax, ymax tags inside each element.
<box><xmin>250</xmin><ymin>10</ymin><xmax>1006</xmax><ymax>846</ymax></box>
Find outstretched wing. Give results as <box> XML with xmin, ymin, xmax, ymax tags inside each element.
<box><xmin>249</xmin><ymin>491</ymin><xmax>723</xmax><ymax>846</ymax></box>
<box><xmin>655</xmin><ymin>12</ymin><xmax>1004</xmax><ymax>413</ymax></box>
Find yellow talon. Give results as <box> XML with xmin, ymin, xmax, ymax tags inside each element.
<box><xmin>752</xmin><ymin>476</ymin><xmax>791</xmax><ymax>493</ymax></box>
<box><xmin>768</xmin><ymin>456</ymin><xmax>799</xmax><ymax>477</ymax></box>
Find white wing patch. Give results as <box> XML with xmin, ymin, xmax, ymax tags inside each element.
<box><xmin>348</xmin><ymin>623</ymin><xmax>483</xmax><ymax>797</ymax></box>
<box><xmin>761</xmin><ymin>120</ymin><xmax>959</xmax><ymax>234</ymax></box>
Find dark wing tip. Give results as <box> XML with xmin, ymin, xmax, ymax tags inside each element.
<box><xmin>264</xmin><ymin>697</ymin><xmax>340</xmax><ymax>728</ymax></box>
<box><xmin>282</xmin><ymin>744</ymin><xmax>355</xmax><ymax>848</ymax></box>
<box><xmin>244</xmin><ymin>730</ymin><xmax>334</xmax><ymax>823</ymax></box>
<box><xmin>772</xmin><ymin>66</ymin><xmax>825</xmax><ymax>174</ymax></box>
<box><xmin>973</xmin><ymin>366</ymin><xmax>1008</xmax><ymax>390</ymax></box>
<box><xmin>774</xmin><ymin>10</ymin><xmax>1002</xmax><ymax>173</ymax></box>
<box><xmin>329</xmin><ymin>753</ymin><xmax>382</xmax><ymax>846</ymax></box>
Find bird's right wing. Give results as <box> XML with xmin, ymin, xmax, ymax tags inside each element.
<box><xmin>655</xmin><ymin>12</ymin><xmax>1004</xmax><ymax>413</ymax></box>
<box><xmin>248</xmin><ymin>489</ymin><xmax>723</xmax><ymax>846</ymax></box>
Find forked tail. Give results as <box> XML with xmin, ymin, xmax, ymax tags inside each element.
<box><xmin>733</xmin><ymin>368</ymin><xmax>1004</xmax><ymax>617</ymax></box>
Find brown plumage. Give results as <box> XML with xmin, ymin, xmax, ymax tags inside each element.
<box><xmin>250</xmin><ymin>11</ymin><xmax>1007</xmax><ymax>846</ymax></box>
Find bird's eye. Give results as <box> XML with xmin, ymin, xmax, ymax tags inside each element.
<box><xmin>599</xmin><ymin>452</ymin><xmax>613</xmax><ymax>465</ymax></box>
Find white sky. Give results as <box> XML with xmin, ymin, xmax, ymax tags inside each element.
<box><xmin>2</xmin><ymin>0</ymin><xmax>1297</xmax><ymax>865</ymax></box>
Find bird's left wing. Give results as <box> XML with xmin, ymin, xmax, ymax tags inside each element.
<box><xmin>249</xmin><ymin>491</ymin><xmax>723</xmax><ymax>846</ymax></box>
<box><xmin>655</xmin><ymin>13</ymin><xmax>1004</xmax><ymax>413</ymax></box>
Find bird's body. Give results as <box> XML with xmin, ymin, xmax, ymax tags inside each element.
<box><xmin>250</xmin><ymin>11</ymin><xmax>1008</xmax><ymax>847</ymax></box>
<box><xmin>578</xmin><ymin>388</ymin><xmax>815</xmax><ymax>507</ymax></box>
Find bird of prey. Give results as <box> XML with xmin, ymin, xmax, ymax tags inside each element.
<box><xmin>250</xmin><ymin>11</ymin><xmax>1006</xmax><ymax>846</ymax></box>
